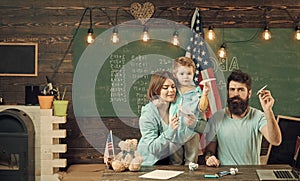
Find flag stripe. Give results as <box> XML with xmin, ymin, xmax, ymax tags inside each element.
<box><xmin>201</xmin><ymin>68</ymin><xmax>222</xmax><ymax>118</ymax></box>
<box><xmin>104</xmin><ymin>130</ymin><xmax>115</xmax><ymax>163</ymax></box>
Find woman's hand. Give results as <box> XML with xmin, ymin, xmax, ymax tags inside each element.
<box><xmin>205</xmin><ymin>155</ymin><xmax>220</xmax><ymax>167</ymax></box>
<box><xmin>184</xmin><ymin>114</ymin><xmax>196</xmax><ymax>127</ymax></box>
<box><xmin>169</xmin><ymin>115</ymin><xmax>179</xmax><ymax>131</ymax></box>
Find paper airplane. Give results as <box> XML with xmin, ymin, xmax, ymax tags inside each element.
<box><xmin>199</xmin><ymin>78</ymin><xmax>216</xmax><ymax>85</ymax></box>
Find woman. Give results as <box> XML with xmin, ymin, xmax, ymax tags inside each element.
<box><xmin>137</xmin><ymin>71</ymin><xmax>180</xmax><ymax>166</ymax></box>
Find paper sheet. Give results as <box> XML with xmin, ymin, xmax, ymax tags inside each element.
<box><xmin>139</xmin><ymin>170</ymin><xmax>184</xmax><ymax>179</ymax></box>
<box><xmin>199</xmin><ymin>78</ymin><xmax>216</xmax><ymax>85</ymax></box>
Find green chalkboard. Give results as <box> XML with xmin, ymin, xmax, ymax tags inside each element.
<box><xmin>207</xmin><ymin>28</ymin><xmax>300</xmax><ymax>117</ymax></box>
<box><xmin>73</xmin><ymin>28</ymin><xmax>192</xmax><ymax>117</ymax></box>
<box><xmin>95</xmin><ymin>40</ymin><xmax>185</xmax><ymax>116</ymax></box>
<box><xmin>73</xmin><ymin>28</ymin><xmax>300</xmax><ymax>118</ymax></box>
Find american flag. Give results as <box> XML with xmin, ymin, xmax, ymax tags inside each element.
<box><xmin>186</xmin><ymin>8</ymin><xmax>223</xmax><ymax>154</ymax></box>
<box><xmin>104</xmin><ymin>130</ymin><xmax>115</xmax><ymax>164</ymax></box>
<box><xmin>185</xmin><ymin>8</ymin><xmax>222</xmax><ymax>118</ymax></box>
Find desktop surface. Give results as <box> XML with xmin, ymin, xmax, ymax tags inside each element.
<box><xmin>102</xmin><ymin>164</ymin><xmax>292</xmax><ymax>180</ymax></box>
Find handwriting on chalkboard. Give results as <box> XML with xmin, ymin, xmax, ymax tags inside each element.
<box><xmin>105</xmin><ymin>52</ymin><xmax>175</xmax><ymax>116</ymax></box>
<box><xmin>77</xmin><ymin>37</ymin><xmax>184</xmax><ymax>117</ymax></box>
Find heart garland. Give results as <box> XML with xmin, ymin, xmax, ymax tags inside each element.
<box><xmin>130</xmin><ymin>2</ymin><xmax>155</xmax><ymax>25</ymax></box>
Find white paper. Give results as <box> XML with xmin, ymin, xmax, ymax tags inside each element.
<box><xmin>139</xmin><ymin>170</ymin><xmax>184</xmax><ymax>180</ymax></box>
<box><xmin>199</xmin><ymin>78</ymin><xmax>216</xmax><ymax>85</ymax></box>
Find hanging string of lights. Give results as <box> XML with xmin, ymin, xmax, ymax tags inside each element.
<box><xmin>53</xmin><ymin>6</ymin><xmax>300</xmax><ymax>72</ymax></box>
<box><xmin>83</xmin><ymin>7</ymin><xmax>299</xmax><ymax>46</ymax></box>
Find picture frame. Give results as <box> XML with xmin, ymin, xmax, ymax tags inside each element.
<box><xmin>0</xmin><ymin>42</ymin><xmax>38</xmax><ymax>76</ymax></box>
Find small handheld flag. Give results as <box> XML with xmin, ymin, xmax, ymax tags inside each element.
<box><xmin>104</xmin><ymin>130</ymin><xmax>115</xmax><ymax>167</ymax></box>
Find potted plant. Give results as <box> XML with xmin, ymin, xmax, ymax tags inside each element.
<box><xmin>53</xmin><ymin>86</ymin><xmax>68</xmax><ymax>116</ymax></box>
<box><xmin>38</xmin><ymin>76</ymin><xmax>57</xmax><ymax>109</ymax></box>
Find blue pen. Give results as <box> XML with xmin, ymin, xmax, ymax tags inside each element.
<box><xmin>218</xmin><ymin>171</ymin><xmax>231</xmax><ymax>177</ymax></box>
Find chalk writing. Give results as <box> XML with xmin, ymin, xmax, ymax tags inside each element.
<box><xmin>109</xmin><ymin>54</ymin><xmax>127</xmax><ymax>103</ymax></box>
<box><xmin>217</xmin><ymin>56</ymin><xmax>239</xmax><ymax>72</ymax></box>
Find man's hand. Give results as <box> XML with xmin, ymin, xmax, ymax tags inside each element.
<box><xmin>259</xmin><ymin>89</ymin><xmax>282</xmax><ymax>146</ymax></box>
<box><xmin>205</xmin><ymin>155</ymin><xmax>220</xmax><ymax>167</ymax></box>
<box><xmin>259</xmin><ymin>90</ymin><xmax>274</xmax><ymax>112</ymax></box>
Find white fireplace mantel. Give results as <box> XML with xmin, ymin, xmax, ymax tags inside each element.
<box><xmin>0</xmin><ymin>105</ymin><xmax>67</xmax><ymax>181</ymax></box>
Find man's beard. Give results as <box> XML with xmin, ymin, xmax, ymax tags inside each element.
<box><xmin>227</xmin><ymin>96</ymin><xmax>249</xmax><ymax>116</ymax></box>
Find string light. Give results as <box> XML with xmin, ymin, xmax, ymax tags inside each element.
<box><xmin>141</xmin><ymin>26</ymin><xmax>150</xmax><ymax>42</ymax></box>
<box><xmin>111</xmin><ymin>27</ymin><xmax>120</xmax><ymax>44</ymax></box>
<box><xmin>80</xmin><ymin>7</ymin><xmax>300</xmax><ymax>45</ymax></box>
<box><xmin>262</xmin><ymin>25</ymin><xmax>271</xmax><ymax>40</ymax></box>
<box><xmin>217</xmin><ymin>43</ymin><xmax>227</xmax><ymax>58</ymax></box>
<box><xmin>86</xmin><ymin>28</ymin><xmax>95</xmax><ymax>44</ymax></box>
<box><xmin>206</xmin><ymin>26</ymin><xmax>216</xmax><ymax>40</ymax></box>
<box><xmin>86</xmin><ymin>8</ymin><xmax>95</xmax><ymax>44</ymax></box>
<box><xmin>295</xmin><ymin>26</ymin><xmax>300</xmax><ymax>40</ymax></box>
<box><xmin>171</xmin><ymin>31</ymin><xmax>180</xmax><ymax>46</ymax></box>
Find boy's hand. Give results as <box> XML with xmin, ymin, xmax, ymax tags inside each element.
<box><xmin>202</xmin><ymin>82</ymin><xmax>210</xmax><ymax>96</ymax></box>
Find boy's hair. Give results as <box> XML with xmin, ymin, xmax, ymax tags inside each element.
<box><xmin>227</xmin><ymin>69</ymin><xmax>252</xmax><ymax>91</ymax></box>
<box><xmin>147</xmin><ymin>71</ymin><xmax>176</xmax><ymax>100</ymax></box>
<box><xmin>173</xmin><ymin>56</ymin><xmax>196</xmax><ymax>74</ymax></box>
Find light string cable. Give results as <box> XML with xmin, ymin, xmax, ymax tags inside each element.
<box><xmin>223</xmin><ymin>11</ymin><xmax>263</xmax><ymax>45</ymax></box>
<box><xmin>97</xmin><ymin>7</ymin><xmax>115</xmax><ymax>26</ymax></box>
<box><xmin>283</xmin><ymin>7</ymin><xmax>300</xmax><ymax>39</ymax></box>
<box><xmin>222</xmin><ymin>26</ymin><xmax>261</xmax><ymax>45</ymax></box>
<box><xmin>220</xmin><ymin>7</ymin><xmax>271</xmax><ymax>45</ymax></box>
<box><xmin>284</xmin><ymin>7</ymin><xmax>297</xmax><ymax>25</ymax></box>
<box><xmin>51</xmin><ymin>7</ymin><xmax>90</xmax><ymax>79</ymax></box>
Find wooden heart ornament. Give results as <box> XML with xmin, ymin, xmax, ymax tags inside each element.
<box><xmin>130</xmin><ymin>2</ymin><xmax>155</xmax><ymax>24</ymax></box>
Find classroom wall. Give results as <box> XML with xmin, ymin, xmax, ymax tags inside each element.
<box><xmin>0</xmin><ymin>0</ymin><xmax>299</xmax><ymax>166</ymax></box>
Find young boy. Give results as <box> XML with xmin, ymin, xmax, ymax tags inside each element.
<box><xmin>170</xmin><ymin>56</ymin><xmax>210</xmax><ymax>165</ymax></box>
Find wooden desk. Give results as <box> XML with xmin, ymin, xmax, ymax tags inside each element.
<box><xmin>102</xmin><ymin>164</ymin><xmax>292</xmax><ymax>180</ymax></box>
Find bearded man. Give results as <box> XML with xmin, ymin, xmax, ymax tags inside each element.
<box><xmin>204</xmin><ymin>69</ymin><xmax>282</xmax><ymax>166</ymax></box>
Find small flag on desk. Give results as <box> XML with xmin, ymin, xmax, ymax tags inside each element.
<box><xmin>104</xmin><ymin>130</ymin><xmax>115</xmax><ymax>167</ymax></box>
<box><xmin>185</xmin><ymin>8</ymin><xmax>223</xmax><ymax>154</ymax></box>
